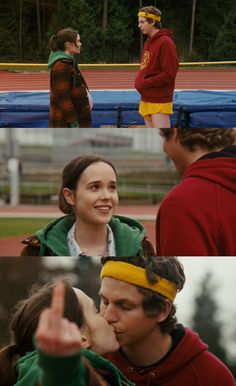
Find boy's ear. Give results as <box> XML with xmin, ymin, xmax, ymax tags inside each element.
<box><xmin>155</xmin><ymin>300</ymin><xmax>173</xmax><ymax>323</ymax></box>
<box><xmin>172</xmin><ymin>127</ymin><xmax>179</xmax><ymax>143</ymax></box>
<box><xmin>63</xmin><ymin>188</ymin><xmax>75</xmax><ymax>206</ymax></box>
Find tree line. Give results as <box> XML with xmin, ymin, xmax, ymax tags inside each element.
<box><xmin>1</xmin><ymin>0</ymin><xmax>236</xmax><ymax>63</ymax></box>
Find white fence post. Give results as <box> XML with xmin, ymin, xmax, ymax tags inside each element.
<box><xmin>7</xmin><ymin>158</ymin><xmax>20</xmax><ymax>207</ymax></box>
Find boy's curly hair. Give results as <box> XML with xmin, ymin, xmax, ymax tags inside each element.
<box><xmin>159</xmin><ymin>128</ymin><xmax>235</xmax><ymax>151</ymax></box>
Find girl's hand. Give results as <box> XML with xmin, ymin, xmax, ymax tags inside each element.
<box><xmin>36</xmin><ymin>282</ymin><xmax>81</xmax><ymax>356</ymax></box>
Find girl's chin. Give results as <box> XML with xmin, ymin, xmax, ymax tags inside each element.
<box><xmin>104</xmin><ymin>344</ymin><xmax>120</xmax><ymax>354</ymax></box>
<box><xmin>96</xmin><ymin>212</ymin><xmax>113</xmax><ymax>221</ymax></box>
<box><xmin>90</xmin><ymin>218</ymin><xmax>112</xmax><ymax>227</ymax></box>
<box><xmin>99</xmin><ymin>218</ymin><xmax>112</xmax><ymax>225</ymax></box>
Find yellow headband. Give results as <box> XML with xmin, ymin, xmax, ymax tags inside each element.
<box><xmin>138</xmin><ymin>11</ymin><xmax>161</xmax><ymax>22</ymax></box>
<box><xmin>100</xmin><ymin>261</ymin><xmax>177</xmax><ymax>302</ymax></box>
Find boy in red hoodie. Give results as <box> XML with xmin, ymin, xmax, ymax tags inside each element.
<box><xmin>157</xmin><ymin>128</ymin><xmax>236</xmax><ymax>256</ymax></box>
<box><xmin>135</xmin><ymin>6</ymin><xmax>178</xmax><ymax>129</ymax></box>
<box><xmin>100</xmin><ymin>256</ymin><xmax>235</xmax><ymax>386</ymax></box>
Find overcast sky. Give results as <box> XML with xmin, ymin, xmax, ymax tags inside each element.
<box><xmin>176</xmin><ymin>257</ymin><xmax>236</xmax><ymax>359</ymax></box>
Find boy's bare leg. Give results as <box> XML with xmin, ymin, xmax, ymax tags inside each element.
<box><xmin>152</xmin><ymin>113</ymin><xmax>170</xmax><ymax>128</ymax></box>
<box><xmin>144</xmin><ymin>115</ymin><xmax>154</xmax><ymax>128</ymax></box>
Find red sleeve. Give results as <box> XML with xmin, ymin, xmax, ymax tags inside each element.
<box><xmin>193</xmin><ymin>351</ymin><xmax>236</xmax><ymax>386</ymax></box>
<box><xmin>156</xmin><ymin>195</ymin><xmax>219</xmax><ymax>256</ymax></box>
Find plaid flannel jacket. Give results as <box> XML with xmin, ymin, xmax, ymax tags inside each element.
<box><xmin>49</xmin><ymin>59</ymin><xmax>92</xmax><ymax>128</ymax></box>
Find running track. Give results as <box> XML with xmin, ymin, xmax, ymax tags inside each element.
<box><xmin>0</xmin><ymin>205</ymin><xmax>157</xmax><ymax>256</ymax></box>
<box><xmin>1</xmin><ymin>68</ymin><xmax>236</xmax><ymax>91</ymax></box>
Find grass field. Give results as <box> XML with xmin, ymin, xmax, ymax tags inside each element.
<box><xmin>0</xmin><ymin>218</ymin><xmax>52</xmax><ymax>238</ymax></box>
<box><xmin>0</xmin><ymin>218</ymin><xmax>155</xmax><ymax>239</ymax></box>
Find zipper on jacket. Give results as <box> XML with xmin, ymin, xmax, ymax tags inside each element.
<box><xmin>147</xmin><ymin>372</ymin><xmax>156</xmax><ymax>386</ymax></box>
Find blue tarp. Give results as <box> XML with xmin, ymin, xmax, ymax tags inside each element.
<box><xmin>0</xmin><ymin>90</ymin><xmax>236</xmax><ymax>128</ymax></box>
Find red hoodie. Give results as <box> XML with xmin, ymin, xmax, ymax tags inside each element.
<box><xmin>156</xmin><ymin>146</ymin><xmax>236</xmax><ymax>256</ymax></box>
<box><xmin>106</xmin><ymin>327</ymin><xmax>235</xmax><ymax>386</ymax></box>
<box><xmin>135</xmin><ymin>29</ymin><xmax>178</xmax><ymax>103</ymax></box>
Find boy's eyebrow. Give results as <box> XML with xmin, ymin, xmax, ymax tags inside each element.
<box><xmin>99</xmin><ymin>292</ymin><xmax>137</xmax><ymax>305</ymax></box>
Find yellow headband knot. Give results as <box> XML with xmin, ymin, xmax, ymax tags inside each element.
<box><xmin>100</xmin><ymin>261</ymin><xmax>177</xmax><ymax>302</ymax></box>
<box><xmin>138</xmin><ymin>11</ymin><xmax>161</xmax><ymax>22</ymax></box>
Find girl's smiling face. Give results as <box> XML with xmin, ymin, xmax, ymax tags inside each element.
<box><xmin>63</xmin><ymin>161</ymin><xmax>119</xmax><ymax>226</ymax></box>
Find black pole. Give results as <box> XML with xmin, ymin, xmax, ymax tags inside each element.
<box><xmin>189</xmin><ymin>0</ymin><xmax>197</xmax><ymax>57</ymax></box>
<box><xmin>139</xmin><ymin>0</ymin><xmax>143</xmax><ymax>58</ymax></box>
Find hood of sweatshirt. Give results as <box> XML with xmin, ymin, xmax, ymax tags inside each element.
<box><xmin>48</xmin><ymin>50</ymin><xmax>74</xmax><ymax>69</ymax></box>
<box><xmin>106</xmin><ymin>326</ymin><xmax>208</xmax><ymax>385</ymax></box>
<box><xmin>82</xmin><ymin>348</ymin><xmax>135</xmax><ymax>386</ymax></box>
<box><xmin>36</xmin><ymin>214</ymin><xmax>74</xmax><ymax>256</ymax></box>
<box><xmin>182</xmin><ymin>145</ymin><xmax>236</xmax><ymax>194</ymax></box>
<box><xmin>36</xmin><ymin>214</ymin><xmax>146</xmax><ymax>256</ymax></box>
<box><xmin>15</xmin><ymin>349</ymin><xmax>135</xmax><ymax>386</ymax></box>
<box><xmin>143</xmin><ymin>29</ymin><xmax>175</xmax><ymax>54</ymax></box>
<box><xmin>147</xmin><ymin>28</ymin><xmax>174</xmax><ymax>44</ymax></box>
<box><xmin>157</xmin><ymin>327</ymin><xmax>207</xmax><ymax>383</ymax></box>
<box><xmin>109</xmin><ymin>215</ymin><xmax>146</xmax><ymax>256</ymax></box>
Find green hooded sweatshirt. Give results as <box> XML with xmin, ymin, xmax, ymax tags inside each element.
<box><xmin>48</xmin><ymin>50</ymin><xmax>78</xmax><ymax>87</ymax></box>
<box><xmin>48</xmin><ymin>50</ymin><xmax>73</xmax><ymax>68</ymax></box>
<box><xmin>36</xmin><ymin>214</ymin><xmax>146</xmax><ymax>257</ymax></box>
<box><xmin>14</xmin><ymin>348</ymin><xmax>134</xmax><ymax>386</ymax></box>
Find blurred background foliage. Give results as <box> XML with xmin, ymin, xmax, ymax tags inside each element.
<box><xmin>1</xmin><ymin>0</ymin><xmax>236</xmax><ymax>63</ymax></box>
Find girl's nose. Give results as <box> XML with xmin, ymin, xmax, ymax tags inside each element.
<box><xmin>101</xmin><ymin>189</ymin><xmax>110</xmax><ymax>199</ymax></box>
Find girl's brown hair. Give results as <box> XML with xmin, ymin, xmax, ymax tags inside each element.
<box><xmin>49</xmin><ymin>28</ymin><xmax>79</xmax><ymax>51</ymax></box>
<box><xmin>0</xmin><ymin>280</ymin><xmax>83</xmax><ymax>386</ymax></box>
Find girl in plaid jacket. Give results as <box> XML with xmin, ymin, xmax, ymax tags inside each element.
<box><xmin>48</xmin><ymin>28</ymin><xmax>92</xmax><ymax>128</ymax></box>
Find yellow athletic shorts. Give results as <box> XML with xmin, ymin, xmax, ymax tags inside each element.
<box><xmin>139</xmin><ymin>100</ymin><xmax>173</xmax><ymax>118</ymax></box>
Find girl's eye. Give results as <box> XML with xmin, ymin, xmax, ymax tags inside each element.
<box><xmin>90</xmin><ymin>185</ymin><xmax>99</xmax><ymax>191</ymax></box>
<box><xmin>101</xmin><ymin>298</ymin><xmax>108</xmax><ymax>306</ymax></box>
